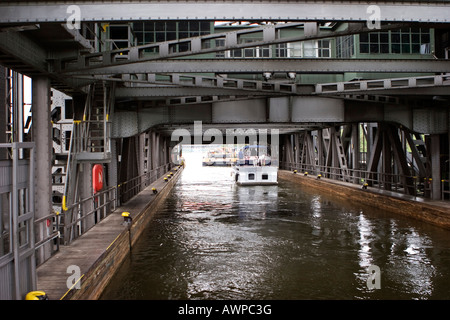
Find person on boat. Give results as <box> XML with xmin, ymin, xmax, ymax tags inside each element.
<box><xmin>238</xmin><ymin>149</ymin><xmax>244</xmax><ymax>166</ymax></box>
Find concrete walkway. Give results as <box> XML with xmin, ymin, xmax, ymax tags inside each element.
<box><xmin>36</xmin><ymin>166</ymin><xmax>183</xmax><ymax>300</ymax></box>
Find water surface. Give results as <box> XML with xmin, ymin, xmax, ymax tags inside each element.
<box><xmin>101</xmin><ymin>152</ymin><xmax>450</xmax><ymax>300</ymax></box>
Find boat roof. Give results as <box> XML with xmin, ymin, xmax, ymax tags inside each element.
<box><xmin>242</xmin><ymin>145</ymin><xmax>268</xmax><ymax>149</ymax></box>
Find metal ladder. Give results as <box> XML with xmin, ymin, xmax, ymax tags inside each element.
<box><xmin>56</xmin><ymin>81</ymin><xmax>114</xmax><ymax>244</ymax></box>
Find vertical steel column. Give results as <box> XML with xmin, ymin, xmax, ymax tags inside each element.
<box><xmin>293</xmin><ymin>133</ymin><xmax>300</xmax><ymax>166</ymax></box>
<box><xmin>284</xmin><ymin>134</ymin><xmax>293</xmax><ymax>168</ymax></box>
<box><xmin>108</xmin><ymin>139</ymin><xmax>118</xmax><ymax>205</ymax></box>
<box><xmin>80</xmin><ymin>163</ymin><xmax>94</xmax><ymax>231</ymax></box>
<box><xmin>367</xmin><ymin>124</ymin><xmax>382</xmax><ymax>187</ymax></box>
<box><xmin>138</xmin><ymin>132</ymin><xmax>146</xmax><ymax>186</ymax></box>
<box><xmin>0</xmin><ymin>67</ymin><xmax>6</xmax><ymax>160</ymax></box>
<box><xmin>11</xmin><ymin>144</ymin><xmax>21</xmax><ymax>300</ymax></box>
<box><xmin>9</xmin><ymin>142</ymin><xmax>36</xmax><ymax>299</ymax></box>
<box><xmin>12</xmin><ymin>71</ymin><xmax>24</xmax><ymax>146</ymax></box>
<box><xmin>155</xmin><ymin>133</ymin><xmax>160</xmax><ymax>168</ymax></box>
<box><xmin>150</xmin><ymin>131</ymin><xmax>156</xmax><ymax>171</ymax></box>
<box><xmin>351</xmin><ymin>124</ymin><xmax>360</xmax><ymax>183</ymax></box>
<box><xmin>31</xmin><ymin>76</ymin><xmax>52</xmax><ymax>263</ymax></box>
<box><xmin>430</xmin><ymin>134</ymin><xmax>442</xmax><ymax>200</ymax></box>
<box><xmin>382</xmin><ymin>127</ymin><xmax>392</xmax><ymax>191</ymax></box>
<box><xmin>317</xmin><ymin>129</ymin><xmax>324</xmax><ymax>170</ymax></box>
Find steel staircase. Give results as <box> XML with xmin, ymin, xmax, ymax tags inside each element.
<box><xmin>51</xmin><ymin>81</ymin><xmax>114</xmax><ymax>244</ymax></box>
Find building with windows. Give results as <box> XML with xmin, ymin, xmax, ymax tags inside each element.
<box><xmin>101</xmin><ymin>21</ymin><xmax>435</xmax><ymax>67</ymax></box>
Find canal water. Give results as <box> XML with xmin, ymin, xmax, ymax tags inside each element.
<box><xmin>101</xmin><ymin>151</ymin><xmax>450</xmax><ymax>300</ymax></box>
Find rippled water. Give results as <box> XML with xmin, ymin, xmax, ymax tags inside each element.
<box><xmin>101</xmin><ymin>152</ymin><xmax>450</xmax><ymax>300</ymax></box>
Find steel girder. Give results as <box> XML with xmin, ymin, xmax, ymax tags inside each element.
<box><xmin>115</xmin><ymin>86</ymin><xmax>286</xmax><ymax>98</ymax></box>
<box><xmin>77</xmin><ymin>73</ymin><xmax>314</xmax><ymax>96</ymax></box>
<box><xmin>1</xmin><ymin>1</ymin><xmax>450</xmax><ymax>23</ymax></box>
<box><xmin>65</xmin><ymin>58</ymin><xmax>450</xmax><ymax>75</ymax></box>
<box><xmin>315</xmin><ymin>74</ymin><xmax>450</xmax><ymax>95</ymax></box>
<box><xmin>0</xmin><ymin>30</ymin><xmax>47</xmax><ymax>74</ymax></box>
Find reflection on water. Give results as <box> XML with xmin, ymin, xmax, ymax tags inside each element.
<box><xmin>101</xmin><ymin>151</ymin><xmax>450</xmax><ymax>300</ymax></box>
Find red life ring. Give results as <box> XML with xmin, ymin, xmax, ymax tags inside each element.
<box><xmin>92</xmin><ymin>164</ymin><xmax>104</xmax><ymax>193</ymax></box>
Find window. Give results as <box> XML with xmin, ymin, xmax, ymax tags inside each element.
<box><xmin>109</xmin><ymin>25</ymin><xmax>130</xmax><ymax>49</ymax></box>
<box><xmin>276</xmin><ymin>43</ymin><xmax>288</xmax><ymax>57</ymax></box>
<box><xmin>317</xmin><ymin>40</ymin><xmax>331</xmax><ymax>58</ymax></box>
<box><xmin>64</xmin><ymin>99</ymin><xmax>73</xmax><ymax>119</ymax></box>
<box><xmin>262</xmin><ymin>174</ymin><xmax>269</xmax><ymax>180</ymax></box>
<box><xmin>336</xmin><ymin>35</ymin><xmax>355</xmax><ymax>58</ymax></box>
<box><xmin>359</xmin><ymin>28</ymin><xmax>431</xmax><ymax>55</ymax></box>
<box><xmin>215</xmin><ymin>39</ymin><xmax>225</xmax><ymax>58</ymax></box>
<box><xmin>133</xmin><ymin>20</ymin><xmax>211</xmax><ymax>51</ymax></box>
<box><xmin>225</xmin><ymin>38</ymin><xmax>271</xmax><ymax>58</ymax></box>
<box><xmin>303</xmin><ymin>40</ymin><xmax>331</xmax><ymax>58</ymax></box>
<box><xmin>248</xmin><ymin>173</ymin><xmax>255</xmax><ymax>180</ymax></box>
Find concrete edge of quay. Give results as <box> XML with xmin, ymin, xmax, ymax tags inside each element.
<box><xmin>36</xmin><ymin>165</ymin><xmax>184</xmax><ymax>300</ymax></box>
<box><xmin>278</xmin><ymin>170</ymin><xmax>450</xmax><ymax>231</ymax></box>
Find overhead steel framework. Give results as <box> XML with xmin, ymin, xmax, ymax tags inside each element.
<box><xmin>65</xmin><ymin>58</ymin><xmax>450</xmax><ymax>75</ymax></box>
<box><xmin>55</xmin><ymin>22</ymin><xmax>407</xmax><ymax>73</ymax></box>
<box><xmin>1</xmin><ymin>1</ymin><xmax>450</xmax><ymax>23</ymax></box>
<box><xmin>315</xmin><ymin>74</ymin><xmax>450</xmax><ymax>96</ymax></box>
<box><xmin>1</xmin><ymin>1</ymin><xmax>450</xmax><ymax>300</ymax></box>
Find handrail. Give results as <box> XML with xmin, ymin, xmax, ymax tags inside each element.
<box><xmin>58</xmin><ymin>163</ymin><xmax>172</xmax><ymax>244</ymax></box>
<box><xmin>280</xmin><ymin>161</ymin><xmax>442</xmax><ymax>200</ymax></box>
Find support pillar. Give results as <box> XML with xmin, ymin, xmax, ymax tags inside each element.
<box><xmin>430</xmin><ymin>134</ymin><xmax>442</xmax><ymax>200</ymax></box>
<box><xmin>80</xmin><ymin>163</ymin><xmax>94</xmax><ymax>231</ymax></box>
<box><xmin>12</xmin><ymin>71</ymin><xmax>24</xmax><ymax>145</ymax></box>
<box><xmin>351</xmin><ymin>124</ymin><xmax>360</xmax><ymax>184</ymax></box>
<box><xmin>317</xmin><ymin>129</ymin><xmax>324</xmax><ymax>170</ymax></box>
<box><xmin>382</xmin><ymin>128</ymin><xmax>392</xmax><ymax>191</ymax></box>
<box><xmin>284</xmin><ymin>134</ymin><xmax>293</xmax><ymax>169</ymax></box>
<box><xmin>294</xmin><ymin>133</ymin><xmax>300</xmax><ymax>166</ymax></box>
<box><xmin>150</xmin><ymin>131</ymin><xmax>156</xmax><ymax>170</ymax></box>
<box><xmin>108</xmin><ymin>139</ymin><xmax>118</xmax><ymax>208</ymax></box>
<box><xmin>0</xmin><ymin>67</ymin><xmax>7</xmax><ymax>159</ymax></box>
<box><xmin>31</xmin><ymin>76</ymin><xmax>52</xmax><ymax>264</ymax></box>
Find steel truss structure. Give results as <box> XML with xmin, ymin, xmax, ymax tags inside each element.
<box><xmin>280</xmin><ymin>123</ymin><xmax>441</xmax><ymax>199</ymax></box>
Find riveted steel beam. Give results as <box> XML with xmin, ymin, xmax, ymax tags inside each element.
<box><xmin>75</xmin><ymin>73</ymin><xmax>314</xmax><ymax>95</ymax></box>
<box><xmin>66</xmin><ymin>58</ymin><xmax>450</xmax><ymax>75</ymax></box>
<box><xmin>0</xmin><ymin>30</ymin><xmax>47</xmax><ymax>74</ymax></box>
<box><xmin>115</xmin><ymin>86</ymin><xmax>283</xmax><ymax>98</ymax></box>
<box><xmin>315</xmin><ymin>74</ymin><xmax>450</xmax><ymax>95</ymax></box>
<box><xmin>1</xmin><ymin>1</ymin><xmax>449</xmax><ymax>23</ymax></box>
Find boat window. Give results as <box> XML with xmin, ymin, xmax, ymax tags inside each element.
<box><xmin>262</xmin><ymin>174</ymin><xmax>268</xmax><ymax>180</ymax></box>
<box><xmin>248</xmin><ymin>173</ymin><xmax>255</xmax><ymax>180</ymax></box>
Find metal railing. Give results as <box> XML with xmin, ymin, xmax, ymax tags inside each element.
<box><xmin>59</xmin><ymin>163</ymin><xmax>172</xmax><ymax>244</ymax></box>
<box><xmin>280</xmin><ymin>161</ymin><xmax>439</xmax><ymax>200</ymax></box>
<box><xmin>0</xmin><ymin>142</ymin><xmax>37</xmax><ymax>299</ymax></box>
<box><xmin>71</xmin><ymin>120</ymin><xmax>111</xmax><ymax>155</ymax></box>
<box><xmin>119</xmin><ymin>163</ymin><xmax>171</xmax><ymax>204</ymax></box>
<box><xmin>34</xmin><ymin>212</ymin><xmax>60</xmax><ymax>257</ymax></box>
<box><xmin>60</xmin><ymin>185</ymin><xmax>117</xmax><ymax>244</ymax></box>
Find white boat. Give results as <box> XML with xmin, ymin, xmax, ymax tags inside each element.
<box><xmin>232</xmin><ymin>145</ymin><xmax>278</xmax><ymax>185</ymax></box>
<box><xmin>202</xmin><ymin>146</ymin><xmax>237</xmax><ymax>166</ymax></box>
